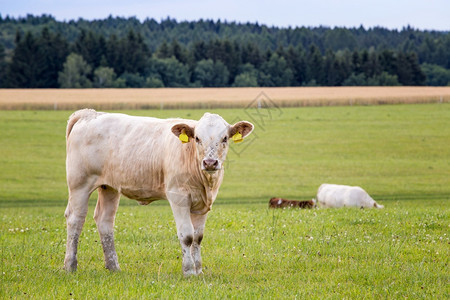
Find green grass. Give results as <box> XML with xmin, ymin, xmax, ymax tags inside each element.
<box><xmin>0</xmin><ymin>104</ymin><xmax>449</xmax><ymax>298</ymax></box>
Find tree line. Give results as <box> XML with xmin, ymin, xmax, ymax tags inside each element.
<box><xmin>0</xmin><ymin>14</ymin><xmax>449</xmax><ymax>88</ymax></box>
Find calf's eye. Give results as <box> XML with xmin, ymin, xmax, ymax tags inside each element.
<box><xmin>222</xmin><ymin>136</ymin><xmax>228</xmax><ymax>143</ymax></box>
<box><xmin>195</xmin><ymin>136</ymin><xmax>200</xmax><ymax>143</ymax></box>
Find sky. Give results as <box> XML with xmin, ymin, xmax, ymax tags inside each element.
<box><xmin>1</xmin><ymin>0</ymin><xmax>449</xmax><ymax>31</ymax></box>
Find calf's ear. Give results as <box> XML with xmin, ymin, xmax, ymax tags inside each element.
<box><xmin>172</xmin><ymin>124</ymin><xmax>195</xmax><ymax>143</ymax></box>
<box><xmin>229</xmin><ymin>121</ymin><xmax>254</xmax><ymax>142</ymax></box>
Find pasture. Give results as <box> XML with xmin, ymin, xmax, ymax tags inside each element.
<box><xmin>0</xmin><ymin>102</ymin><xmax>449</xmax><ymax>298</ymax></box>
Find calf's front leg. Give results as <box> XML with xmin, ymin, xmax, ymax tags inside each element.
<box><xmin>191</xmin><ymin>213</ymin><xmax>207</xmax><ymax>275</ymax></box>
<box><xmin>168</xmin><ymin>198</ymin><xmax>196</xmax><ymax>276</ymax></box>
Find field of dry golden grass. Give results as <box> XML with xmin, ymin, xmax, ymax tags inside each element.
<box><xmin>0</xmin><ymin>86</ymin><xmax>449</xmax><ymax>110</ymax></box>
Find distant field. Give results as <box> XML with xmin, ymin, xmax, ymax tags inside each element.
<box><xmin>0</xmin><ymin>86</ymin><xmax>449</xmax><ymax>110</ymax></box>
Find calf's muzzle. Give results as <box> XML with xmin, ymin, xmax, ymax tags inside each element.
<box><xmin>202</xmin><ymin>159</ymin><xmax>219</xmax><ymax>171</ymax></box>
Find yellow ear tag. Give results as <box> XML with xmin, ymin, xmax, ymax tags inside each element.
<box><xmin>232</xmin><ymin>132</ymin><xmax>243</xmax><ymax>143</ymax></box>
<box><xmin>179</xmin><ymin>130</ymin><xmax>189</xmax><ymax>143</ymax></box>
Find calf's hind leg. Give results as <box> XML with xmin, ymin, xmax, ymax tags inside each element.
<box><xmin>64</xmin><ymin>188</ymin><xmax>90</xmax><ymax>272</ymax></box>
<box><xmin>94</xmin><ymin>185</ymin><xmax>121</xmax><ymax>271</ymax></box>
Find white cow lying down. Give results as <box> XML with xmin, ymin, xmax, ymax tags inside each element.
<box><xmin>64</xmin><ymin>109</ymin><xmax>253</xmax><ymax>276</ymax></box>
<box><xmin>316</xmin><ymin>184</ymin><xmax>384</xmax><ymax>209</ymax></box>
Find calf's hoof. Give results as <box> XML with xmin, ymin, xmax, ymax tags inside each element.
<box><xmin>105</xmin><ymin>262</ymin><xmax>120</xmax><ymax>272</ymax></box>
<box><xmin>64</xmin><ymin>260</ymin><xmax>77</xmax><ymax>272</ymax></box>
<box><xmin>183</xmin><ymin>268</ymin><xmax>197</xmax><ymax>277</ymax></box>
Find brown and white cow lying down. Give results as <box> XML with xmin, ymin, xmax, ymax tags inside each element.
<box><xmin>269</xmin><ymin>197</ymin><xmax>316</xmax><ymax>209</ymax></box>
<box><xmin>64</xmin><ymin>109</ymin><xmax>253</xmax><ymax>276</ymax></box>
<box><xmin>316</xmin><ymin>184</ymin><xmax>384</xmax><ymax>209</ymax></box>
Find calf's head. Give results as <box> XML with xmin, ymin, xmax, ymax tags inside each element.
<box><xmin>172</xmin><ymin>113</ymin><xmax>253</xmax><ymax>172</ymax></box>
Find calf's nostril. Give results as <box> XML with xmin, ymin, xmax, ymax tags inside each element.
<box><xmin>203</xmin><ymin>159</ymin><xmax>219</xmax><ymax>170</ymax></box>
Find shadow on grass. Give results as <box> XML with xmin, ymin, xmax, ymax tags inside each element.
<box><xmin>1</xmin><ymin>193</ymin><xmax>448</xmax><ymax>208</ymax></box>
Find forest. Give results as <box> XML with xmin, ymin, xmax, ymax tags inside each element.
<box><xmin>0</xmin><ymin>14</ymin><xmax>449</xmax><ymax>88</ymax></box>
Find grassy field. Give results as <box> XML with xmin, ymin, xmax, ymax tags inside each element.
<box><xmin>0</xmin><ymin>104</ymin><xmax>449</xmax><ymax>298</ymax></box>
<box><xmin>0</xmin><ymin>86</ymin><xmax>449</xmax><ymax>110</ymax></box>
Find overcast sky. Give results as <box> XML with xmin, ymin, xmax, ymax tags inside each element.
<box><xmin>1</xmin><ymin>0</ymin><xmax>449</xmax><ymax>31</ymax></box>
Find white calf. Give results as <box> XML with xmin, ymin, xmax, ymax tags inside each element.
<box><xmin>316</xmin><ymin>184</ymin><xmax>384</xmax><ymax>209</ymax></box>
<box><xmin>64</xmin><ymin>109</ymin><xmax>253</xmax><ymax>276</ymax></box>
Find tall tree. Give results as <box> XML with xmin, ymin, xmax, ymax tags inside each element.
<box><xmin>58</xmin><ymin>53</ymin><xmax>92</xmax><ymax>88</ymax></box>
<box><xmin>0</xmin><ymin>43</ymin><xmax>7</xmax><ymax>87</ymax></box>
<box><xmin>93</xmin><ymin>66</ymin><xmax>124</xmax><ymax>87</ymax></box>
<box><xmin>6</xmin><ymin>31</ymin><xmax>43</xmax><ymax>87</ymax></box>
<box><xmin>233</xmin><ymin>63</ymin><xmax>259</xmax><ymax>86</ymax></box>
<box><xmin>379</xmin><ymin>49</ymin><xmax>397</xmax><ymax>75</ymax></box>
<box><xmin>119</xmin><ymin>30</ymin><xmax>150</xmax><ymax>75</ymax></box>
<box><xmin>351</xmin><ymin>50</ymin><xmax>361</xmax><ymax>74</ymax></box>
<box><xmin>324</xmin><ymin>50</ymin><xmax>341</xmax><ymax>86</ymax></box>
<box><xmin>153</xmin><ymin>57</ymin><xmax>190</xmax><ymax>87</ymax></box>
<box><xmin>306</xmin><ymin>44</ymin><xmax>325</xmax><ymax>85</ymax></box>
<box><xmin>421</xmin><ymin>63</ymin><xmax>450</xmax><ymax>86</ymax></box>
<box><xmin>170</xmin><ymin>40</ymin><xmax>189</xmax><ymax>64</ymax></box>
<box><xmin>36</xmin><ymin>27</ymin><xmax>69</xmax><ymax>87</ymax></box>
<box><xmin>73</xmin><ymin>30</ymin><xmax>104</xmax><ymax>69</ymax></box>
<box><xmin>205</xmin><ymin>39</ymin><xmax>240</xmax><ymax>78</ymax></box>
<box><xmin>258</xmin><ymin>53</ymin><xmax>294</xmax><ymax>86</ymax></box>
<box><xmin>407</xmin><ymin>52</ymin><xmax>426</xmax><ymax>85</ymax></box>
<box><xmin>156</xmin><ymin>41</ymin><xmax>172</xmax><ymax>59</ymax></box>
<box><xmin>396</xmin><ymin>52</ymin><xmax>425</xmax><ymax>85</ymax></box>
<box><xmin>105</xmin><ymin>34</ymin><xmax>121</xmax><ymax>73</ymax></box>
<box><xmin>193</xmin><ymin>59</ymin><xmax>229</xmax><ymax>87</ymax></box>
<box><xmin>283</xmin><ymin>45</ymin><xmax>307</xmax><ymax>86</ymax></box>
<box><xmin>232</xmin><ymin>72</ymin><xmax>258</xmax><ymax>87</ymax></box>
<box><xmin>191</xmin><ymin>41</ymin><xmax>208</xmax><ymax>62</ymax></box>
<box><xmin>241</xmin><ymin>42</ymin><xmax>263</xmax><ymax>68</ymax></box>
